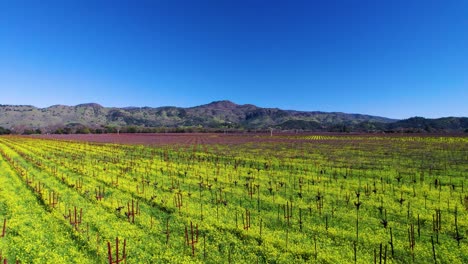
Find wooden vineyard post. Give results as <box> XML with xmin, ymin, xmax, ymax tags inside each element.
<box><xmin>433</xmin><ymin>209</ymin><xmax>441</xmax><ymax>243</ymax></box>
<box><xmin>174</xmin><ymin>192</ymin><xmax>183</xmax><ymax>213</ymax></box>
<box><xmin>408</xmin><ymin>223</ymin><xmax>415</xmax><ymax>261</ymax></box>
<box><xmin>379</xmin><ymin>243</ymin><xmax>383</xmax><ymax>264</ymax></box>
<box><xmin>257</xmin><ymin>184</ymin><xmax>261</xmax><ymax>212</ymax></box>
<box><xmin>384</xmin><ymin>244</ymin><xmax>388</xmax><ymax>263</ymax></box>
<box><xmin>165</xmin><ymin>217</ymin><xmax>170</xmax><ymax>244</ymax></box>
<box><xmin>107</xmin><ymin>237</ymin><xmax>127</xmax><ymax>264</ymax></box>
<box><xmin>344</xmin><ymin>192</ymin><xmax>350</xmax><ymax>205</ymax></box>
<box><xmin>34</xmin><ymin>181</ymin><xmax>44</xmax><ymax>195</ymax></box>
<box><xmin>243</xmin><ymin>209</ymin><xmax>251</xmax><ymax>230</ymax></box>
<box><xmin>313</xmin><ymin>235</ymin><xmax>317</xmax><ymax>260</ymax></box>
<box><xmin>25</xmin><ymin>173</ymin><xmax>33</xmax><ymax>185</ymax></box>
<box><xmin>75</xmin><ymin>177</ymin><xmax>83</xmax><ymax>191</ymax></box>
<box><xmin>431</xmin><ymin>236</ymin><xmax>436</xmax><ymax>264</ymax></box>
<box><xmin>185</xmin><ymin>221</ymin><xmax>199</xmax><ymax>256</ymax></box>
<box><xmin>0</xmin><ymin>250</ymin><xmax>20</xmax><ymax>264</ymax></box>
<box><xmin>380</xmin><ymin>209</ymin><xmax>388</xmax><ymax>229</ymax></box>
<box><xmin>453</xmin><ymin>206</ymin><xmax>464</xmax><ymax>246</ymax></box>
<box><xmin>0</xmin><ymin>219</ymin><xmax>6</xmax><ymax>238</ymax></box>
<box><xmin>316</xmin><ymin>191</ymin><xmax>323</xmax><ymax>215</ymax></box>
<box><xmin>247</xmin><ymin>182</ymin><xmax>254</xmax><ymax>199</ymax></box>
<box><xmin>407</xmin><ymin>202</ymin><xmax>411</xmax><ymax>220</ymax></box>
<box><xmin>68</xmin><ymin>206</ymin><xmax>83</xmax><ymax>231</ymax></box>
<box><xmin>298</xmin><ymin>178</ymin><xmax>303</xmax><ymax>198</ymax></box>
<box><xmin>95</xmin><ymin>186</ymin><xmax>105</xmax><ymax>201</ymax></box>
<box><xmin>126</xmin><ymin>199</ymin><xmax>140</xmax><ymax>223</ymax></box>
<box><xmin>284</xmin><ymin>201</ymin><xmax>292</xmax><ymax>226</ymax></box>
<box><xmin>389</xmin><ymin>227</ymin><xmax>394</xmax><ymax>258</ymax></box>
<box><xmin>417</xmin><ymin>214</ymin><xmax>420</xmax><ymax>238</ymax></box>
<box><xmin>374</xmin><ymin>247</ymin><xmax>376</xmax><ymax>264</ymax></box>
<box><xmin>354</xmin><ymin>191</ymin><xmax>362</xmax><ymax>243</ymax></box>
<box><xmin>200</xmin><ymin>202</ymin><xmax>203</xmax><ymax>221</ymax></box>
<box><xmin>235</xmin><ymin>211</ymin><xmax>238</xmax><ymax>228</ymax></box>
<box><xmin>48</xmin><ymin>190</ymin><xmax>59</xmax><ymax>209</ymax></box>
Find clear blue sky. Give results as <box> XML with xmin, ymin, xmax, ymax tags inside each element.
<box><xmin>1</xmin><ymin>0</ymin><xmax>467</xmax><ymax>119</ymax></box>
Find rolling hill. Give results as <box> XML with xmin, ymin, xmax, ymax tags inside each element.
<box><xmin>0</xmin><ymin>101</ymin><xmax>466</xmax><ymax>133</ymax></box>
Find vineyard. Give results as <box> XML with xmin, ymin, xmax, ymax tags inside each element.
<box><xmin>0</xmin><ymin>134</ymin><xmax>466</xmax><ymax>263</ymax></box>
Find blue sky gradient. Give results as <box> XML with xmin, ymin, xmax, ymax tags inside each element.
<box><xmin>1</xmin><ymin>0</ymin><xmax>467</xmax><ymax>118</ymax></box>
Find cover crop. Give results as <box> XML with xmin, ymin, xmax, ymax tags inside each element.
<box><xmin>0</xmin><ymin>134</ymin><xmax>466</xmax><ymax>263</ymax></box>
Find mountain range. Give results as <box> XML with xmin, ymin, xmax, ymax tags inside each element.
<box><xmin>0</xmin><ymin>101</ymin><xmax>466</xmax><ymax>134</ymax></box>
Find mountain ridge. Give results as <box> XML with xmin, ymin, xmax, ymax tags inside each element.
<box><xmin>0</xmin><ymin>101</ymin><xmax>466</xmax><ymax>134</ymax></box>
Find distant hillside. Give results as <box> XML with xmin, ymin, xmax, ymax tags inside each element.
<box><xmin>0</xmin><ymin>101</ymin><xmax>466</xmax><ymax>134</ymax></box>
<box><xmin>385</xmin><ymin>117</ymin><xmax>468</xmax><ymax>133</ymax></box>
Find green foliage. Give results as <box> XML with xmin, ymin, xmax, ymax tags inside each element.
<box><xmin>0</xmin><ymin>135</ymin><xmax>466</xmax><ymax>263</ymax></box>
<box><xmin>0</xmin><ymin>127</ymin><xmax>11</xmax><ymax>135</ymax></box>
